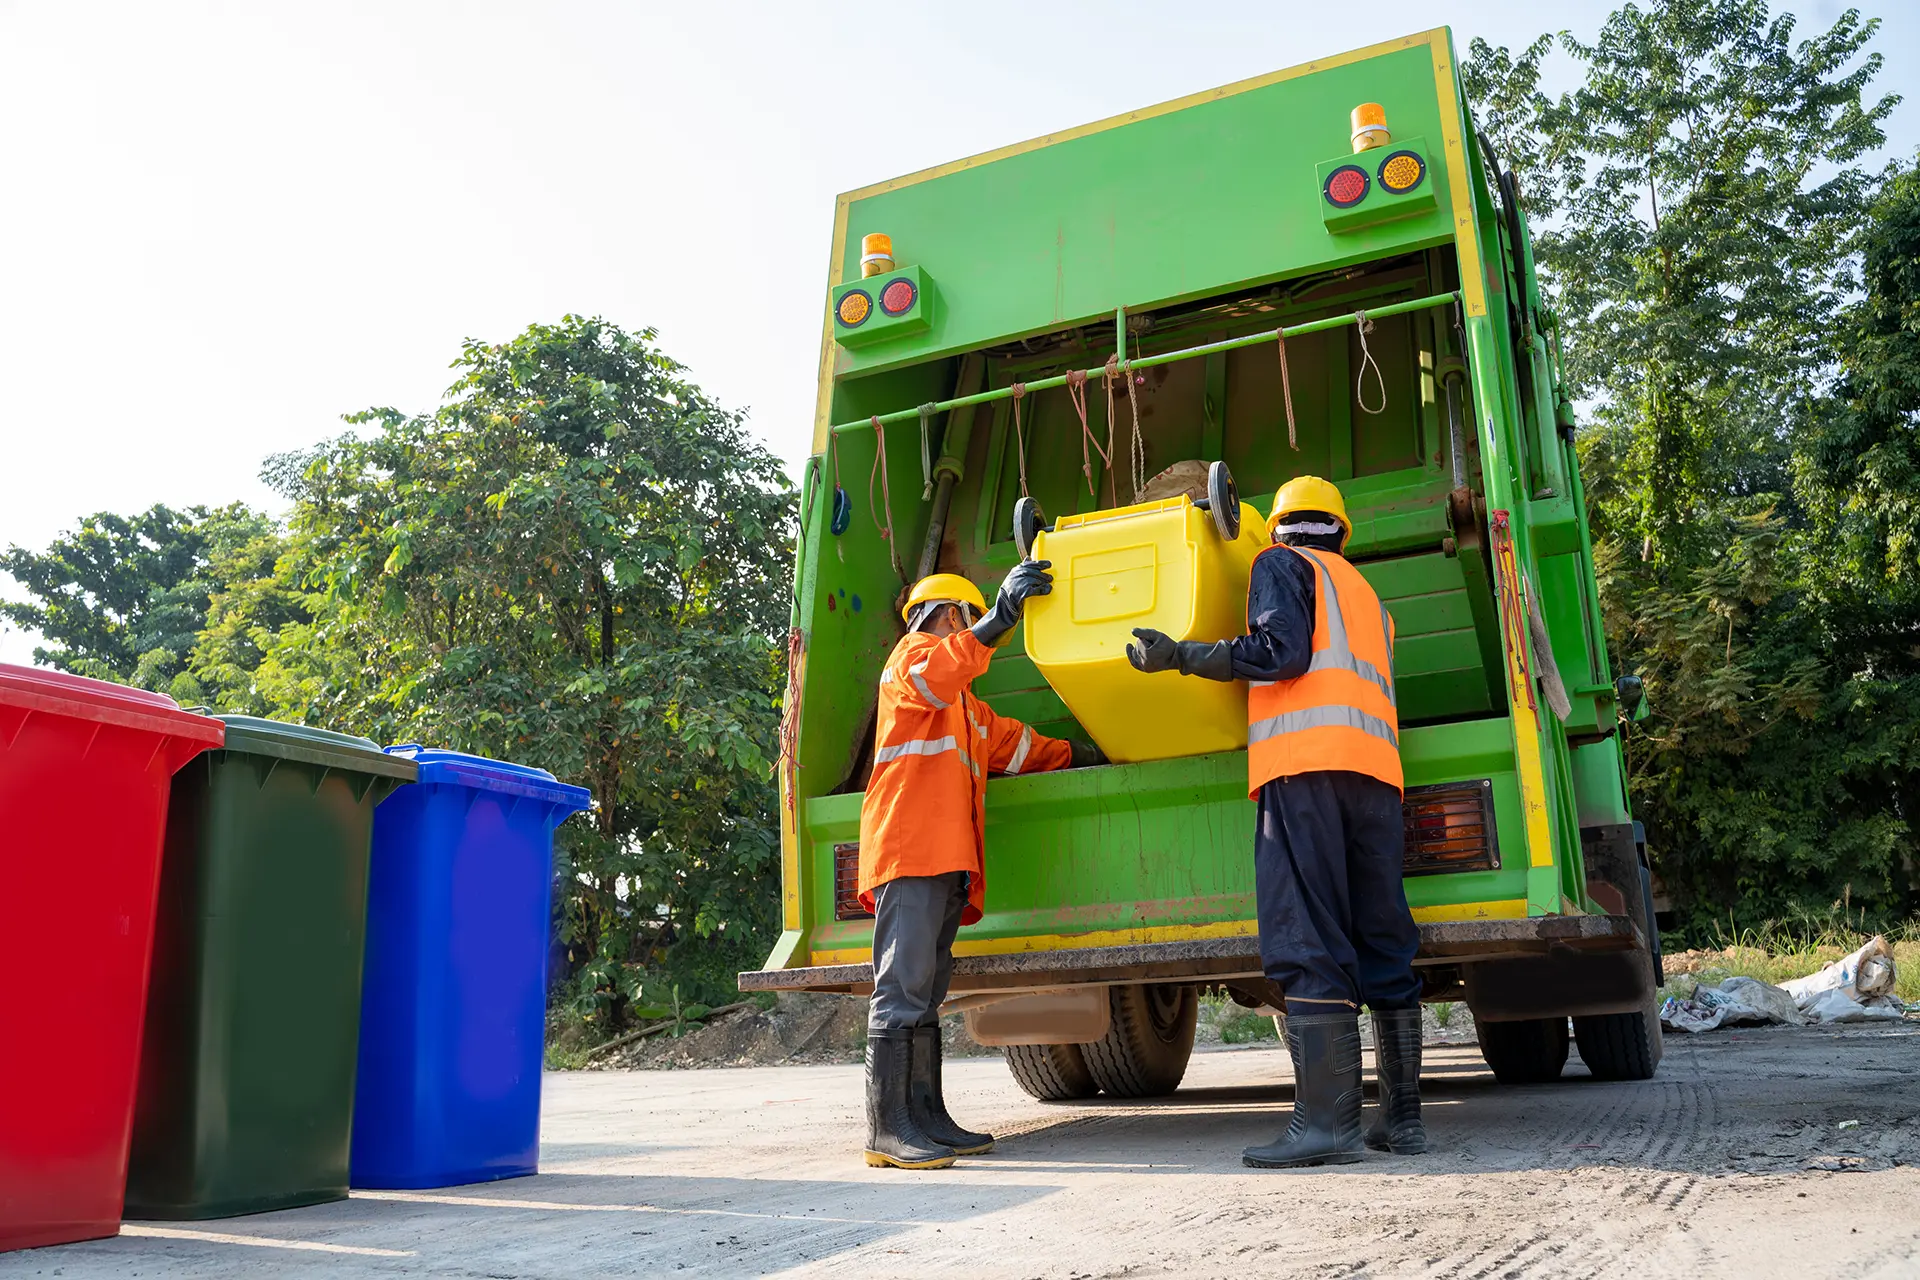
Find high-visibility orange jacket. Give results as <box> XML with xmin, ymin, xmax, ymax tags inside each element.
<box><xmin>857</xmin><ymin>628</ymin><xmax>1073</xmax><ymax>924</ymax></box>
<box><xmin>1246</xmin><ymin>543</ymin><xmax>1402</xmax><ymax>796</ymax></box>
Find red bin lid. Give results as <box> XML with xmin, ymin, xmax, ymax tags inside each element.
<box><xmin>0</xmin><ymin>663</ymin><xmax>225</xmax><ymax>747</ymax></box>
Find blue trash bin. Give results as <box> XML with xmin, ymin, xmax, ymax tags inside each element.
<box><xmin>350</xmin><ymin>747</ymin><xmax>590</xmax><ymax>1189</ymax></box>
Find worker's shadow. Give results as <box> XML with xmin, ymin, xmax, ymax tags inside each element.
<box><xmin>988</xmin><ymin>1058</ymin><xmax>1730</xmax><ymax>1177</ymax></box>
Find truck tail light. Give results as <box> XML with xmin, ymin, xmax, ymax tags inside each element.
<box><xmin>834</xmin><ymin>842</ymin><xmax>872</xmax><ymax>920</ymax></box>
<box><xmin>1324</xmin><ymin>164</ymin><xmax>1370</xmax><ymax>208</ymax></box>
<box><xmin>879</xmin><ymin>277</ymin><xmax>918</xmax><ymax>315</ymax></box>
<box><xmin>1378</xmin><ymin>150</ymin><xmax>1426</xmax><ymax>194</ymax></box>
<box><xmin>837</xmin><ymin>289</ymin><xmax>873</xmax><ymax>328</ymax></box>
<box><xmin>1402</xmin><ymin>780</ymin><xmax>1500</xmax><ymax>875</ymax></box>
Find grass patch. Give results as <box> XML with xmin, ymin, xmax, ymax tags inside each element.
<box><xmin>1219</xmin><ymin>1009</ymin><xmax>1280</xmax><ymax>1044</ymax></box>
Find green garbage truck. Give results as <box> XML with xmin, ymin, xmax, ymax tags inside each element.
<box><xmin>740</xmin><ymin>27</ymin><xmax>1664</xmax><ymax>1096</ymax></box>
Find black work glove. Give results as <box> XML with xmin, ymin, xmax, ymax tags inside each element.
<box><xmin>971</xmin><ymin>559</ymin><xmax>1053</xmax><ymax>646</ymax></box>
<box><xmin>1126</xmin><ymin>628</ymin><xmax>1178</xmax><ymax>672</ymax></box>
<box><xmin>1127</xmin><ymin>629</ymin><xmax>1234</xmax><ymax>682</ymax></box>
<box><xmin>1068</xmin><ymin>739</ymin><xmax>1107</xmax><ymax>768</ymax></box>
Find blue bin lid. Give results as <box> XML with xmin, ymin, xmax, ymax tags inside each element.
<box><xmin>383</xmin><ymin>744</ymin><xmax>592</xmax><ymax>812</ymax></box>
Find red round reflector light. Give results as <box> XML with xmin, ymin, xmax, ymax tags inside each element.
<box><xmin>880</xmin><ymin>278</ymin><xmax>917</xmax><ymax>315</ymax></box>
<box><xmin>1325</xmin><ymin>164</ymin><xmax>1370</xmax><ymax>208</ymax></box>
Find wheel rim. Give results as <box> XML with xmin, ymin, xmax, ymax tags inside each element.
<box><xmin>1145</xmin><ymin>985</ymin><xmax>1187</xmax><ymax>1043</ymax></box>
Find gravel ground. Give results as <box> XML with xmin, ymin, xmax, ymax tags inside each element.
<box><xmin>9</xmin><ymin>1021</ymin><xmax>1917</xmax><ymax>1279</ymax></box>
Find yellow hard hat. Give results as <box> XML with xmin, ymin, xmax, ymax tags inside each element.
<box><xmin>900</xmin><ymin>572</ymin><xmax>987</xmax><ymax>624</ymax></box>
<box><xmin>1268</xmin><ymin>475</ymin><xmax>1351</xmax><ymax>537</ymax></box>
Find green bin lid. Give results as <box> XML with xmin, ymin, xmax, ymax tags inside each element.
<box><xmin>215</xmin><ymin>715</ymin><xmax>420</xmax><ymax>780</ymax></box>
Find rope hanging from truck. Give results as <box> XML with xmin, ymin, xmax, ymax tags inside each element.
<box><xmin>1063</xmin><ymin>368</ymin><xmax>1110</xmax><ymax>497</ymax></box>
<box><xmin>1353</xmin><ymin>308</ymin><xmax>1387</xmax><ymax>416</ymax></box>
<box><xmin>868</xmin><ymin>415</ymin><xmax>906</xmax><ymax>582</ymax></box>
<box><xmin>1275</xmin><ymin>330</ymin><xmax>1299</xmax><ymax>450</ymax></box>
<box><xmin>917</xmin><ymin>402</ymin><xmax>937</xmax><ymax>500</ymax></box>
<box><xmin>779</xmin><ymin>624</ymin><xmax>805</xmax><ymax>816</ymax></box>
<box><xmin>1009</xmin><ymin>382</ymin><xmax>1031</xmax><ymax>498</ymax></box>
<box><xmin>1102</xmin><ymin>355</ymin><xmax>1124</xmax><ymax>503</ymax></box>
<box><xmin>1123</xmin><ymin>360</ymin><xmax>1146</xmax><ymax>501</ymax></box>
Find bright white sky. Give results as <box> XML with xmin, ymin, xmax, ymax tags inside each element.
<box><xmin>2</xmin><ymin>1</ymin><xmax>1914</xmax><ymax>665</ymax></box>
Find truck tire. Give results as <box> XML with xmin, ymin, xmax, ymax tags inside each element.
<box><xmin>1080</xmin><ymin>983</ymin><xmax>1197</xmax><ymax>1097</ymax></box>
<box><xmin>1573</xmin><ymin>1008</ymin><xmax>1664</xmax><ymax>1081</ymax></box>
<box><xmin>1476</xmin><ymin>1016</ymin><xmax>1569</xmax><ymax>1084</ymax></box>
<box><xmin>1004</xmin><ymin>1043</ymin><xmax>1099</xmax><ymax>1101</ymax></box>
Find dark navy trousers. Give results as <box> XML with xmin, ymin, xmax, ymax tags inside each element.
<box><xmin>1254</xmin><ymin>770</ymin><xmax>1422</xmax><ymax>1011</ymax></box>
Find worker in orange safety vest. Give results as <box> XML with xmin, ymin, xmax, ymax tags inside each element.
<box><xmin>857</xmin><ymin>563</ymin><xmax>1104</xmax><ymax>1169</ymax></box>
<box><xmin>1126</xmin><ymin>475</ymin><xmax>1423</xmax><ymax>1169</ymax></box>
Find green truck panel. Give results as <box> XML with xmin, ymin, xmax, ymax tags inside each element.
<box><xmin>758</xmin><ymin>29</ymin><xmax>1648</xmax><ymax>1012</ymax></box>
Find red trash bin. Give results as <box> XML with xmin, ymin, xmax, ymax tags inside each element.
<box><xmin>0</xmin><ymin>665</ymin><xmax>222</xmax><ymax>1252</ymax></box>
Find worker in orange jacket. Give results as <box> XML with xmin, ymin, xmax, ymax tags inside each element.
<box><xmin>1127</xmin><ymin>476</ymin><xmax>1422</xmax><ymax>1168</ymax></box>
<box><xmin>858</xmin><ymin>564</ymin><xmax>1104</xmax><ymax>1169</ymax></box>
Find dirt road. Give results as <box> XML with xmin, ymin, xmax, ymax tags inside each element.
<box><xmin>8</xmin><ymin>1023</ymin><xmax>1917</xmax><ymax>1278</ymax></box>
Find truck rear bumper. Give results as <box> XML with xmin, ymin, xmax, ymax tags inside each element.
<box><xmin>738</xmin><ymin>914</ymin><xmax>1641</xmax><ymax>998</ymax></box>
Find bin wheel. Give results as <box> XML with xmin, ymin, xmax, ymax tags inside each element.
<box><xmin>1206</xmin><ymin>462</ymin><xmax>1240</xmax><ymax>541</ymax></box>
<box><xmin>1080</xmin><ymin>983</ymin><xmax>1197</xmax><ymax>1097</ymax></box>
<box><xmin>1475</xmin><ymin>1016</ymin><xmax>1570</xmax><ymax>1084</ymax></box>
<box><xmin>1013</xmin><ymin>496</ymin><xmax>1046</xmax><ymax>561</ymax></box>
<box><xmin>1004</xmin><ymin>1042</ymin><xmax>1099</xmax><ymax>1101</ymax></box>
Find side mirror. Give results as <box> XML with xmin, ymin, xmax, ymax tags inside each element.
<box><xmin>1615</xmin><ymin>674</ymin><xmax>1648</xmax><ymax>723</ymax></box>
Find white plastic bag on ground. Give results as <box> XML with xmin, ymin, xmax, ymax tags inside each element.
<box><xmin>1660</xmin><ymin>975</ymin><xmax>1806</xmax><ymax>1033</ymax></box>
<box><xmin>1780</xmin><ymin>936</ymin><xmax>1897</xmax><ymax>1017</ymax></box>
<box><xmin>1799</xmin><ymin>987</ymin><xmax>1907</xmax><ymax>1024</ymax></box>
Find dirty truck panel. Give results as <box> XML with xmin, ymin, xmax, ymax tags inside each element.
<box><xmin>746</xmin><ymin>29</ymin><xmax>1657</xmax><ymax>1076</ymax></box>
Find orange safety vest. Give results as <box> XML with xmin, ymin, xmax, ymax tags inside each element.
<box><xmin>1245</xmin><ymin>543</ymin><xmax>1402</xmax><ymax>796</ymax></box>
<box><xmin>857</xmin><ymin>629</ymin><xmax>1072</xmax><ymax>924</ymax></box>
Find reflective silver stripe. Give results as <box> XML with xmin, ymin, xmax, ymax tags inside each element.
<box><xmin>1005</xmin><ymin>725</ymin><xmax>1033</xmax><ymax>775</ymax></box>
<box><xmin>1248</xmin><ymin>705</ymin><xmax>1399</xmax><ymax>748</ymax></box>
<box><xmin>880</xmin><ymin>669</ymin><xmax>895</xmax><ymax>684</ymax></box>
<box><xmin>873</xmin><ymin>735</ymin><xmax>982</xmax><ymax>776</ymax></box>
<box><xmin>1293</xmin><ymin>548</ymin><xmax>1396</xmax><ymax>707</ymax></box>
<box><xmin>907</xmin><ymin>660</ymin><xmax>950</xmax><ymax>709</ymax></box>
<box><xmin>874</xmin><ymin>735</ymin><xmax>958</xmax><ymax>765</ymax></box>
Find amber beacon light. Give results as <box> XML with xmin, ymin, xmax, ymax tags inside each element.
<box><xmin>1350</xmin><ymin>102</ymin><xmax>1390</xmax><ymax>152</ymax></box>
<box><xmin>860</xmin><ymin>232</ymin><xmax>894</xmax><ymax>278</ymax></box>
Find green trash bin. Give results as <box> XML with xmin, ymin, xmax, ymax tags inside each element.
<box><xmin>125</xmin><ymin>716</ymin><xmax>416</xmax><ymax>1219</ymax></box>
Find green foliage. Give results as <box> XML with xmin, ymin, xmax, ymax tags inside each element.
<box><xmin>1218</xmin><ymin>1008</ymin><xmax>1280</xmax><ymax>1044</ymax></box>
<box><xmin>2</xmin><ymin>503</ymin><xmax>276</xmax><ymax>704</ymax></box>
<box><xmin>1467</xmin><ymin>3</ymin><xmax>1918</xmax><ymax>934</ymax></box>
<box><xmin>231</xmin><ymin>316</ymin><xmax>796</xmax><ymax>1018</ymax></box>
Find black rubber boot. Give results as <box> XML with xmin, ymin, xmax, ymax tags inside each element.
<box><xmin>1364</xmin><ymin>1006</ymin><xmax>1427</xmax><ymax>1154</ymax></box>
<box><xmin>864</xmin><ymin>1028</ymin><xmax>956</xmax><ymax>1169</ymax></box>
<box><xmin>1242</xmin><ymin>1011</ymin><xmax>1365</xmax><ymax>1169</ymax></box>
<box><xmin>911</xmin><ymin>1024</ymin><xmax>994</xmax><ymax>1155</ymax></box>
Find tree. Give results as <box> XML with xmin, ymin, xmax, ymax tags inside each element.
<box><xmin>1466</xmin><ymin>4</ymin><xmax>1915</xmax><ymax>930</ymax></box>
<box><xmin>2</xmin><ymin>503</ymin><xmax>275</xmax><ymax>702</ymax></box>
<box><xmin>251</xmin><ymin>316</ymin><xmax>795</xmax><ymax>1015</ymax></box>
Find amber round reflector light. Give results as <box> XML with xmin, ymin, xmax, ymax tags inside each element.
<box><xmin>880</xmin><ymin>278</ymin><xmax>917</xmax><ymax>315</ymax></box>
<box><xmin>1379</xmin><ymin>150</ymin><xmax>1426</xmax><ymax>194</ymax></box>
<box><xmin>837</xmin><ymin>290</ymin><xmax>873</xmax><ymax>327</ymax></box>
<box><xmin>1324</xmin><ymin>164</ymin><xmax>1369</xmax><ymax>208</ymax></box>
